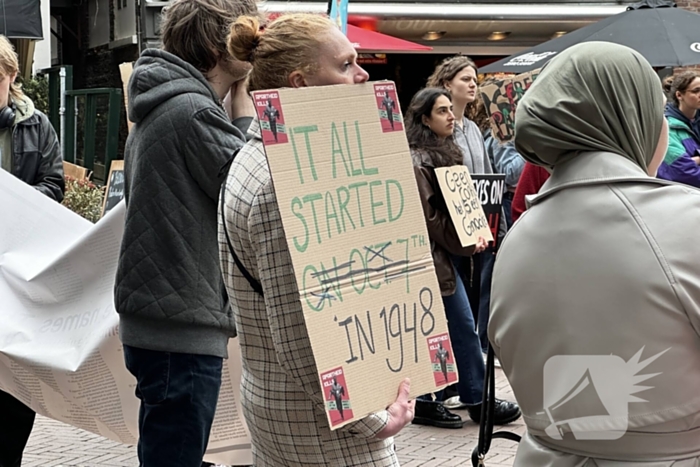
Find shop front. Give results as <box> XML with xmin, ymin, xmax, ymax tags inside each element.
<box><xmin>260</xmin><ymin>0</ymin><xmax>629</xmax><ymax>106</ymax></box>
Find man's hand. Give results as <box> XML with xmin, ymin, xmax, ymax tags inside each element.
<box><xmin>376</xmin><ymin>378</ymin><xmax>415</xmax><ymax>440</ymax></box>
<box><xmin>225</xmin><ymin>75</ymin><xmax>255</xmax><ymax>121</ymax></box>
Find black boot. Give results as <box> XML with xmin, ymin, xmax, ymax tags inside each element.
<box><xmin>412</xmin><ymin>400</ymin><xmax>463</xmax><ymax>429</ymax></box>
<box><xmin>466</xmin><ymin>399</ymin><xmax>521</xmax><ymax>425</ymax></box>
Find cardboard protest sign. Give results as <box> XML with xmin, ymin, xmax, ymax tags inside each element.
<box><xmin>434</xmin><ymin>166</ymin><xmax>493</xmax><ymax>247</ymax></box>
<box><xmin>472</xmin><ymin>174</ymin><xmax>506</xmax><ymax>249</ymax></box>
<box><xmin>252</xmin><ymin>82</ymin><xmax>455</xmax><ymax>430</ymax></box>
<box><xmin>479</xmin><ymin>69</ymin><xmax>540</xmax><ymax>143</ymax></box>
<box><xmin>102</xmin><ymin>160</ymin><xmax>124</xmax><ymax>217</ymax></box>
<box><xmin>63</xmin><ymin>161</ymin><xmax>88</xmax><ymax>180</ymax></box>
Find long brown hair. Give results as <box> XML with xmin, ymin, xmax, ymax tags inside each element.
<box><xmin>427</xmin><ymin>55</ymin><xmax>479</xmax><ymax>120</ymax></box>
<box><xmin>405</xmin><ymin>88</ymin><xmax>463</xmax><ymax>167</ymax></box>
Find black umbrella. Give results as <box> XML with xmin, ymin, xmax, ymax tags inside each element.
<box><xmin>480</xmin><ymin>0</ymin><xmax>700</xmax><ymax>74</ymax></box>
<box><xmin>0</xmin><ymin>0</ymin><xmax>43</xmax><ymax>40</ymax></box>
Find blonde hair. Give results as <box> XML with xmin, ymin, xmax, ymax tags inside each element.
<box><xmin>0</xmin><ymin>36</ymin><xmax>23</xmax><ymax>101</ymax></box>
<box><xmin>228</xmin><ymin>14</ymin><xmax>335</xmax><ymax>91</ymax></box>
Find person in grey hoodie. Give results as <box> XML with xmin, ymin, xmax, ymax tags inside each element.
<box><xmin>113</xmin><ymin>1</ymin><xmax>257</xmax><ymax>465</ymax></box>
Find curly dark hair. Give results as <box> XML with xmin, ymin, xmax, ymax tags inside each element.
<box><xmin>405</xmin><ymin>88</ymin><xmax>463</xmax><ymax>167</ymax></box>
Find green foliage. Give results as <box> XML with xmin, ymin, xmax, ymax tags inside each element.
<box><xmin>21</xmin><ymin>74</ymin><xmax>49</xmax><ymax>114</ymax></box>
<box><xmin>61</xmin><ymin>176</ymin><xmax>105</xmax><ymax>223</ymax></box>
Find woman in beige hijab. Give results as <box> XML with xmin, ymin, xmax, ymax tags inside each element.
<box><xmin>489</xmin><ymin>42</ymin><xmax>700</xmax><ymax>465</ymax></box>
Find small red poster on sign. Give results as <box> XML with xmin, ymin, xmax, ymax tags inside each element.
<box><xmin>321</xmin><ymin>366</ymin><xmax>354</xmax><ymax>426</ymax></box>
<box><xmin>427</xmin><ymin>333</ymin><xmax>457</xmax><ymax>386</ymax></box>
<box><xmin>373</xmin><ymin>83</ymin><xmax>403</xmax><ymax>133</ymax></box>
<box><xmin>252</xmin><ymin>91</ymin><xmax>288</xmax><ymax>145</ymax></box>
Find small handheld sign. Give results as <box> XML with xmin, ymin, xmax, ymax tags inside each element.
<box><xmin>471</xmin><ymin>174</ymin><xmax>506</xmax><ymax>249</ymax></box>
<box><xmin>434</xmin><ymin>166</ymin><xmax>494</xmax><ymax>247</ymax></box>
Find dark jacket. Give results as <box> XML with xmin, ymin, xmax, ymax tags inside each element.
<box><xmin>411</xmin><ymin>149</ymin><xmax>476</xmax><ymax>295</ymax></box>
<box><xmin>114</xmin><ymin>49</ymin><xmax>252</xmax><ymax>358</ymax></box>
<box><xmin>10</xmin><ymin>97</ymin><xmax>64</xmax><ymax>202</ymax></box>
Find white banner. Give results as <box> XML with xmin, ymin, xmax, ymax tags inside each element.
<box><xmin>0</xmin><ymin>170</ymin><xmax>252</xmax><ymax>465</ymax></box>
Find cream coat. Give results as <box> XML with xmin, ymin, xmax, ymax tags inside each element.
<box><xmin>489</xmin><ymin>152</ymin><xmax>700</xmax><ymax>466</ymax></box>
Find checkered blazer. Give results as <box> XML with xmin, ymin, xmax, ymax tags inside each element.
<box><xmin>218</xmin><ymin>120</ymin><xmax>400</xmax><ymax>466</ymax></box>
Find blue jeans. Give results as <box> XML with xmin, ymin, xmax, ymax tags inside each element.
<box><xmin>123</xmin><ymin>345</ymin><xmax>223</xmax><ymax>467</ymax></box>
<box><xmin>444</xmin><ymin>260</ymin><xmax>486</xmax><ymax>405</ymax></box>
<box><xmin>478</xmin><ymin>250</ymin><xmax>495</xmax><ymax>353</ymax></box>
<box><xmin>502</xmin><ymin>194</ymin><xmax>514</xmax><ymax>230</ymax></box>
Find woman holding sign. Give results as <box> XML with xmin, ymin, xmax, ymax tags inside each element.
<box><xmin>220</xmin><ymin>14</ymin><xmax>414</xmax><ymax>466</ymax></box>
<box><xmin>405</xmin><ymin>87</ymin><xmax>521</xmax><ymax>429</ymax></box>
<box><xmin>428</xmin><ymin>57</ymin><xmax>508</xmax><ymax>370</ymax></box>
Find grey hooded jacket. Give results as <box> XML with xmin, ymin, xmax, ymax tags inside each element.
<box><xmin>114</xmin><ymin>49</ymin><xmax>252</xmax><ymax>358</ymax></box>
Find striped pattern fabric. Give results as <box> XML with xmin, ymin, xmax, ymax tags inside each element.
<box><xmin>218</xmin><ymin>120</ymin><xmax>400</xmax><ymax>466</ymax></box>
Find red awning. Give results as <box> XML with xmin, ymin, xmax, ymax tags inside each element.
<box><xmin>347</xmin><ymin>25</ymin><xmax>432</xmax><ymax>52</ymax></box>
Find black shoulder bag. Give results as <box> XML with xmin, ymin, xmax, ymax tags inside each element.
<box><xmin>219</xmin><ymin>181</ymin><xmax>264</xmax><ymax>297</ymax></box>
<box><xmin>471</xmin><ymin>345</ymin><xmax>521</xmax><ymax>466</ymax></box>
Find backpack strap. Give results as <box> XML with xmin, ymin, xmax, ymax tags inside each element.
<box><xmin>219</xmin><ymin>181</ymin><xmax>264</xmax><ymax>297</ymax></box>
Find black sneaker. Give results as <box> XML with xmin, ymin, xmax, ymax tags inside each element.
<box><xmin>466</xmin><ymin>399</ymin><xmax>521</xmax><ymax>425</ymax></box>
<box><xmin>412</xmin><ymin>400</ymin><xmax>463</xmax><ymax>429</ymax></box>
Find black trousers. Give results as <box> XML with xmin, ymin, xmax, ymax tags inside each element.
<box><xmin>0</xmin><ymin>390</ymin><xmax>36</xmax><ymax>467</ymax></box>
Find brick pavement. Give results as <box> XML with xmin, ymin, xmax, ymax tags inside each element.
<box><xmin>22</xmin><ymin>368</ymin><xmax>524</xmax><ymax>467</ymax></box>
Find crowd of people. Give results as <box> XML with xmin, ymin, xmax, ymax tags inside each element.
<box><xmin>3</xmin><ymin>0</ymin><xmax>700</xmax><ymax>465</ymax></box>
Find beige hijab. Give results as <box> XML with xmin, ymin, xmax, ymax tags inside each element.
<box><xmin>514</xmin><ymin>42</ymin><xmax>664</xmax><ymax>171</ymax></box>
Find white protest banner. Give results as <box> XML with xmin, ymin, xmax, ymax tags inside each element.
<box><xmin>251</xmin><ymin>81</ymin><xmax>457</xmax><ymax>430</ymax></box>
<box><xmin>434</xmin><ymin>166</ymin><xmax>494</xmax><ymax>247</ymax></box>
<box><xmin>0</xmin><ymin>170</ymin><xmax>252</xmax><ymax>465</ymax></box>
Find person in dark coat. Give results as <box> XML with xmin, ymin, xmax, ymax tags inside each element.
<box><xmin>406</xmin><ymin>87</ymin><xmax>520</xmax><ymax>429</ymax></box>
<box><xmin>0</xmin><ymin>34</ymin><xmax>63</xmax><ymax>467</ymax></box>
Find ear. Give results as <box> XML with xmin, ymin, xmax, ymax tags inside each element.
<box><xmin>421</xmin><ymin>114</ymin><xmax>430</xmax><ymax>126</ymax></box>
<box><xmin>288</xmin><ymin>71</ymin><xmax>307</xmax><ymax>89</ymax></box>
<box><xmin>10</xmin><ymin>72</ymin><xmax>17</xmax><ymax>84</ymax></box>
<box><xmin>677</xmin><ymin>90</ymin><xmax>683</xmax><ymax>102</ymax></box>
